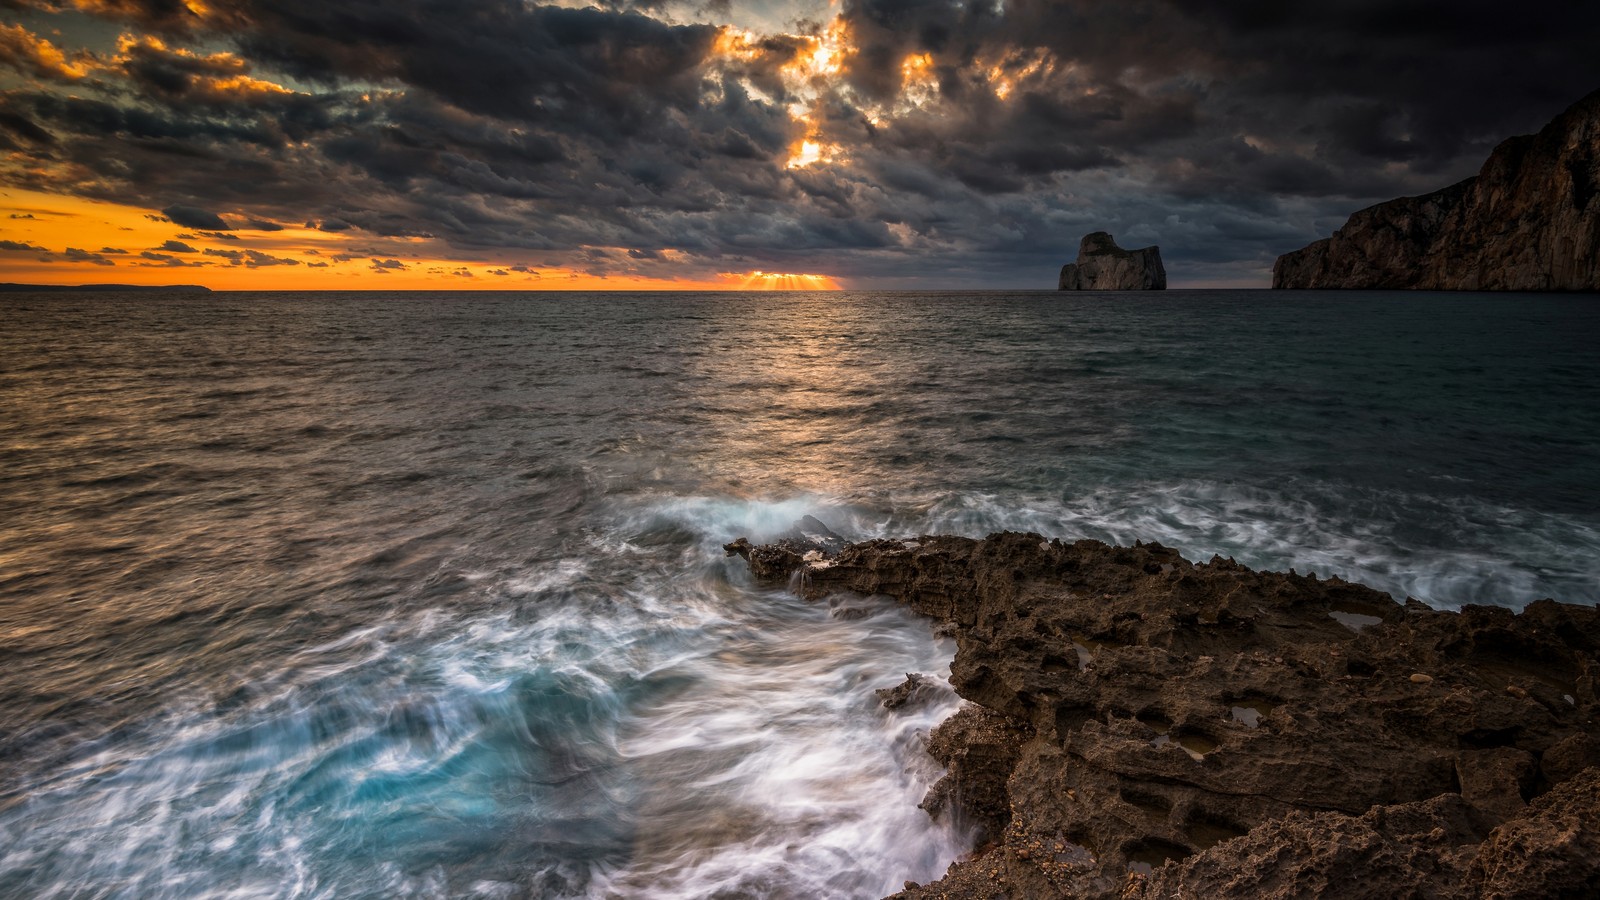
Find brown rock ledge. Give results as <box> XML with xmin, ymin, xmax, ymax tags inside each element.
<box><xmin>725</xmin><ymin>531</ymin><xmax>1600</xmax><ymax>899</ymax></box>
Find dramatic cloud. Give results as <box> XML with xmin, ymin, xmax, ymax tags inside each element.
<box><xmin>161</xmin><ymin>204</ymin><xmax>231</xmax><ymax>230</ymax></box>
<box><xmin>0</xmin><ymin>21</ymin><xmax>89</xmax><ymax>81</ymax></box>
<box><xmin>2</xmin><ymin>1</ymin><xmax>1599</xmax><ymax>285</ymax></box>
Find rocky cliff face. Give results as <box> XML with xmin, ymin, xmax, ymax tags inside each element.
<box><xmin>726</xmin><ymin>531</ymin><xmax>1600</xmax><ymax>899</ymax></box>
<box><xmin>1274</xmin><ymin>88</ymin><xmax>1600</xmax><ymax>290</ymax></box>
<box><xmin>1059</xmin><ymin>232</ymin><xmax>1167</xmax><ymax>290</ymax></box>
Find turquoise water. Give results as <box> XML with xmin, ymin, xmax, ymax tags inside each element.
<box><xmin>1</xmin><ymin>290</ymin><xmax>1596</xmax><ymax>897</ymax></box>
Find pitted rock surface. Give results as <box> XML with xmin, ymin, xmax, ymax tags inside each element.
<box><xmin>730</xmin><ymin>531</ymin><xmax>1600</xmax><ymax>899</ymax></box>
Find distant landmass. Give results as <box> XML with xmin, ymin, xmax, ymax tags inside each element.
<box><xmin>0</xmin><ymin>283</ymin><xmax>212</xmax><ymax>293</ymax></box>
<box><xmin>1058</xmin><ymin>232</ymin><xmax>1167</xmax><ymax>290</ymax></box>
<box><xmin>1274</xmin><ymin>88</ymin><xmax>1600</xmax><ymax>290</ymax></box>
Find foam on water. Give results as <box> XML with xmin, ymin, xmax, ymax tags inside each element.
<box><xmin>0</xmin><ymin>499</ymin><xmax>969</xmax><ymax>899</ymax></box>
<box><xmin>830</xmin><ymin>482</ymin><xmax>1599</xmax><ymax>609</ymax></box>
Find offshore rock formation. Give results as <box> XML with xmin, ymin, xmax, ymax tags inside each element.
<box><xmin>1058</xmin><ymin>232</ymin><xmax>1167</xmax><ymax>290</ymax></box>
<box><xmin>1274</xmin><ymin>88</ymin><xmax>1600</xmax><ymax>290</ymax></box>
<box><xmin>726</xmin><ymin>531</ymin><xmax>1600</xmax><ymax>899</ymax></box>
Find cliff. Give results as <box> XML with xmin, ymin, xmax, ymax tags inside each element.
<box><xmin>726</xmin><ymin>530</ymin><xmax>1600</xmax><ymax>899</ymax></box>
<box><xmin>1059</xmin><ymin>232</ymin><xmax>1167</xmax><ymax>290</ymax></box>
<box><xmin>1274</xmin><ymin>88</ymin><xmax>1600</xmax><ymax>290</ymax></box>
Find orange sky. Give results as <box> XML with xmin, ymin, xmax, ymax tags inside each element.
<box><xmin>0</xmin><ymin>188</ymin><xmax>842</xmax><ymax>290</ymax></box>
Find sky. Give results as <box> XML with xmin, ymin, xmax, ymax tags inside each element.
<box><xmin>2</xmin><ymin>1</ymin><xmax>1599</xmax><ymax>290</ymax></box>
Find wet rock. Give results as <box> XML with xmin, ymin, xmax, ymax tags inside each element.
<box><xmin>878</xmin><ymin>673</ymin><xmax>937</xmax><ymax>710</ymax></box>
<box><xmin>789</xmin><ymin>514</ymin><xmax>848</xmax><ymax>553</ymax></box>
<box><xmin>723</xmin><ymin>515</ymin><xmax>848</xmax><ymax>580</ymax></box>
<box><xmin>1059</xmin><ymin>232</ymin><xmax>1167</xmax><ymax>290</ymax></box>
<box><xmin>919</xmin><ymin>705</ymin><xmax>1033</xmax><ymax>845</ymax></box>
<box><xmin>728</xmin><ymin>531</ymin><xmax>1600</xmax><ymax>899</ymax></box>
<box><xmin>1273</xmin><ymin>87</ymin><xmax>1600</xmax><ymax>291</ymax></box>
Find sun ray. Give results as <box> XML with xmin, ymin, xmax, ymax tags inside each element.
<box><xmin>725</xmin><ymin>271</ymin><xmax>842</xmax><ymax>290</ymax></box>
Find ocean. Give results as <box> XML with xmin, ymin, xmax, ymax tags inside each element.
<box><xmin>1</xmin><ymin>290</ymin><xmax>1596</xmax><ymax>897</ymax></box>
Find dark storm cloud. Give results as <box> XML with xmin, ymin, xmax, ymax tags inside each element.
<box><xmin>228</xmin><ymin>1</ymin><xmax>717</xmax><ymax>127</ymax></box>
<box><xmin>3</xmin><ymin>0</ymin><xmax>1599</xmax><ymax>285</ymax></box>
<box><xmin>0</xmin><ymin>109</ymin><xmax>54</xmax><ymax>145</ymax></box>
<box><xmin>161</xmin><ymin>204</ymin><xmax>230</xmax><ymax>230</ymax></box>
<box><xmin>1</xmin><ymin>0</ymin><xmax>210</xmax><ymax>35</ymax></box>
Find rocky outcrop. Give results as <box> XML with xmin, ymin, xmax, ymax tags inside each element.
<box><xmin>1058</xmin><ymin>232</ymin><xmax>1167</xmax><ymax>290</ymax></box>
<box><xmin>1274</xmin><ymin>88</ymin><xmax>1600</xmax><ymax>290</ymax></box>
<box><xmin>725</xmin><ymin>531</ymin><xmax>1600</xmax><ymax>899</ymax></box>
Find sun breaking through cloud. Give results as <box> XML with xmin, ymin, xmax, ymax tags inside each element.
<box><xmin>2</xmin><ymin>1</ymin><xmax>1600</xmax><ymax>289</ymax></box>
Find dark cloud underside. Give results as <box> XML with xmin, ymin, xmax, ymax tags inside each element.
<box><xmin>2</xmin><ymin>0</ymin><xmax>1598</xmax><ymax>285</ymax></box>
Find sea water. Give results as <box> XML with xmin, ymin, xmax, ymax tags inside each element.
<box><xmin>1</xmin><ymin>290</ymin><xmax>1596</xmax><ymax>897</ymax></box>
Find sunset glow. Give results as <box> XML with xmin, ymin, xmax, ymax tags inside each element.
<box><xmin>727</xmin><ymin>271</ymin><xmax>842</xmax><ymax>290</ymax></box>
<box><xmin>0</xmin><ymin>8</ymin><xmax>876</xmax><ymax>287</ymax></box>
<box><xmin>0</xmin><ymin>189</ymin><xmax>776</xmax><ymax>290</ymax></box>
<box><xmin>2</xmin><ymin>0</ymin><xmax>1595</xmax><ymax>289</ymax></box>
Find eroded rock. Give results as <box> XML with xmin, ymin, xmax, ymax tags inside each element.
<box><xmin>878</xmin><ymin>673</ymin><xmax>939</xmax><ymax>710</ymax></box>
<box><xmin>1059</xmin><ymin>232</ymin><xmax>1167</xmax><ymax>290</ymax></box>
<box><xmin>729</xmin><ymin>530</ymin><xmax>1600</xmax><ymax>899</ymax></box>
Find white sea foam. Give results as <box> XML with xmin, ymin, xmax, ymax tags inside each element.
<box><xmin>830</xmin><ymin>482</ymin><xmax>1598</xmax><ymax>610</ymax></box>
<box><xmin>0</xmin><ymin>499</ymin><xmax>972</xmax><ymax>899</ymax></box>
<box><xmin>2</xmin><ymin>484</ymin><xmax>1589</xmax><ymax>898</ymax></box>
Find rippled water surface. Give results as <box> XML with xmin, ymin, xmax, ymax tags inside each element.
<box><xmin>2</xmin><ymin>290</ymin><xmax>1597</xmax><ymax>897</ymax></box>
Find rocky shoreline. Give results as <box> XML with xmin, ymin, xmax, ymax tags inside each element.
<box><xmin>725</xmin><ymin>529</ymin><xmax>1600</xmax><ymax>899</ymax></box>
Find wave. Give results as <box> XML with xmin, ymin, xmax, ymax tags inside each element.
<box><xmin>617</xmin><ymin>481</ymin><xmax>1599</xmax><ymax>610</ymax></box>
<box><xmin>0</xmin><ymin>507</ymin><xmax>969</xmax><ymax>899</ymax></box>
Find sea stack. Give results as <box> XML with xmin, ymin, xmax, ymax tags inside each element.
<box><xmin>1274</xmin><ymin>87</ymin><xmax>1600</xmax><ymax>290</ymax></box>
<box><xmin>1059</xmin><ymin>232</ymin><xmax>1167</xmax><ymax>290</ymax></box>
